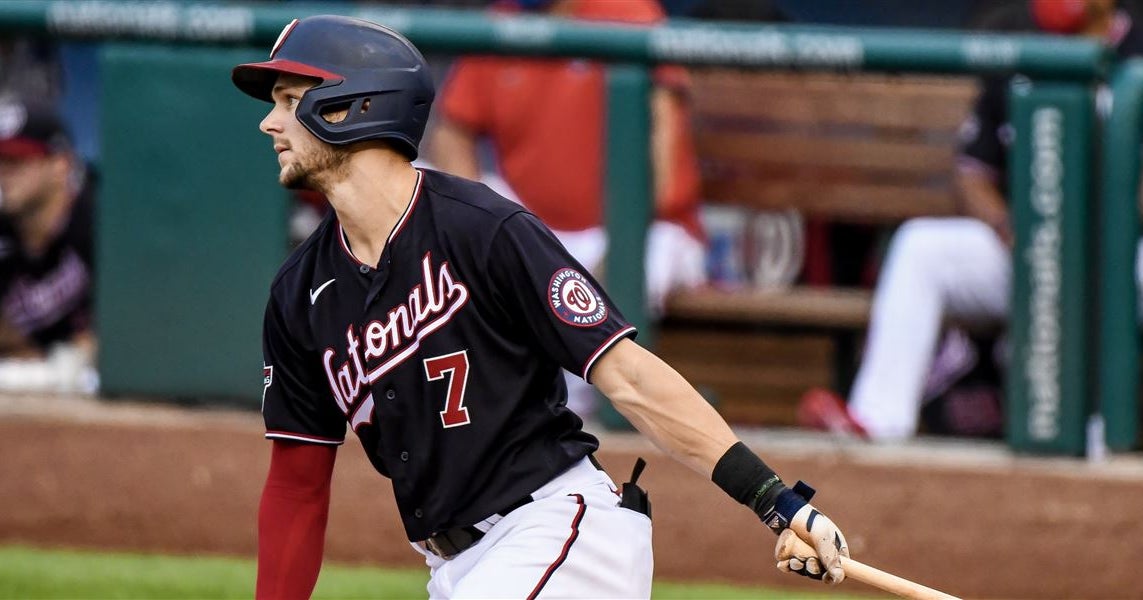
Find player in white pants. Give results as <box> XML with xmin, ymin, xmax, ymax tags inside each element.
<box><xmin>836</xmin><ymin>216</ymin><xmax>1143</xmax><ymax>440</ymax></box>
<box><xmin>802</xmin><ymin>0</ymin><xmax>1143</xmax><ymax>440</ymax></box>
<box><xmin>847</xmin><ymin>218</ymin><xmax>1009</xmax><ymax>439</ymax></box>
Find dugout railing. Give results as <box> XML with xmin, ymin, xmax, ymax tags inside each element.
<box><xmin>0</xmin><ymin>1</ymin><xmax>1136</xmax><ymax>455</ymax></box>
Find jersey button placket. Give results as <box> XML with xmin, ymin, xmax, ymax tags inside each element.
<box><xmin>414</xmin><ymin>508</ymin><xmax>423</xmax><ymax>518</ymax></box>
<box><xmin>386</xmin><ymin>389</ymin><xmax>396</xmax><ymax>400</ymax></box>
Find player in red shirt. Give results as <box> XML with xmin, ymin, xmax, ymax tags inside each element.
<box><xmin>429</xmin><ymin>0</ymin><xmax>707</xmax><ymax>417</ymax></box>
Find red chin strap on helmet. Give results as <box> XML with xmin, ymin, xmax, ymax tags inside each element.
<box><xmin>1031</xmin><ymin>0</ymin><xmax>1089</xmax><ymax>34</ymax></box>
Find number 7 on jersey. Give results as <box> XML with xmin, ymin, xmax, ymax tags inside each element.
<box><xmin>424</xmin><ymin>350</ymin><xmax>472</xmax><ymax>428</ymax></box>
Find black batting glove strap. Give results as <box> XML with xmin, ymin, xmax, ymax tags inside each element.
<box><xmin>760</xmin><ymin>480</ymin><xmax>816</xmax><ymax>533</ymax></box>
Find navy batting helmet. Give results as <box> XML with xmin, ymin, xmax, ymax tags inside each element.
<box><xmin>232</xmin><ymin>15</ymin><xmax>434</xmax><ymax>160</ymax></box>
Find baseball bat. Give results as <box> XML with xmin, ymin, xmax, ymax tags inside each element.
<box><xmin>779</xmin><ymin>533</ymin><xmax>961</xmax><ymax>600</ymax></box>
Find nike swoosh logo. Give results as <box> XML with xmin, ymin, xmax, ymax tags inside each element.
<box><xmin>309</xmin><ymin>278</ymin><xmax>336</xmax><ymax>305</ymax></box>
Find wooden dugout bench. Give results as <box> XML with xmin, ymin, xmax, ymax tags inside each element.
<box><xmin>656</xmin><ymin>70</ymin><xmax>976</xmax><ymax>426</ymax></box>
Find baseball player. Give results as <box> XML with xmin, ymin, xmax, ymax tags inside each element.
<box><xmin>234</xmin><ymin>15</ymin><xmax>849</xmax><ymax>599</ymax></box>
<box><xmin>0</xmin><ymin>97</ymin><xmax>97</xmax><ymax>392</ymax></box>
<box><xmin>800</xmin><ymin>0</ymin><xmax>1143</xmax><ymax>440</ymax></box>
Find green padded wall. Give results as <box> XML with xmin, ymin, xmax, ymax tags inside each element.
<box><xmin>98</xmin><ymin>44</ymin><xmax>289</xmax><ymax>405</ymax></box>
<box><xmin>1006</xmin><ymin>81</ymin><xmax>1093</xmax><ymax>455</ymax></box>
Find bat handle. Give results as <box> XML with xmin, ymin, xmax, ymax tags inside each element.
<box><xmin>780</xmin><ymin>531</ymin><xmax>961</xmax><ymax>600</ymax></box>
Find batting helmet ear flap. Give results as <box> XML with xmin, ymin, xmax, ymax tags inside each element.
<box><xmin>295</xmin><ymin>68</ymin><xmax>432</xmax><ymax>160</ymax></box>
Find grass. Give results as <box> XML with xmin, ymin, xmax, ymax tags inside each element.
<box><xmin>0</xmin><ymin>545</ymin><xmax>867</xmax><ymax>599</ymax></box>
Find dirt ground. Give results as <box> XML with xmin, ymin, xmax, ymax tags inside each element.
<box><xmin>1</xmin><ymin>394</ymin><xmax>1142</xmax><ymax>599</ymax></box>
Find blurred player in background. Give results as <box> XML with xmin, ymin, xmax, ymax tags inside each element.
<box><xmin>799</xmin><ymin>0</ymin><xmax>1143</xmax><ymax>440</ymax></box>
<box><xmin>0</xmin><ymin>97</ymin><xmax>97</xmax><ymax>393</ymax></box>
<box><xmin>427</xmin><ymin>0</ymin><xmax>706</xmax><ymax>420</ymax></box>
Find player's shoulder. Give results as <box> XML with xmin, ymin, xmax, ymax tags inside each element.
<box><xmin>418</xmin><ymin>168</ymin><xmax>528</xmax><ymax>224</ymax></box>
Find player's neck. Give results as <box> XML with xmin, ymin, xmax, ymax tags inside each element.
<box><xmin>325</xmin><ymin>150</ymin><xmax>419</xmax><ymax>267</ymax></box>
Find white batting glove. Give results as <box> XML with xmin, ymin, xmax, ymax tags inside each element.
<box><xmin>773</xmin><ymin>505</ymin><xmax>850</xmax><ymax>584</ymax></box>
<box><xmin>761</xmin><ymin>481</ymin><xmax>849</xmax><ymax>585</ymax></box>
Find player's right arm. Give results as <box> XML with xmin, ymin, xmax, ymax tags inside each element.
<box><xmin>257</xmin><ymin>440</ymin><xmax>337</xmax><ymax>599</ymax></box>
<box><xmin>485</xmin><ymin>211</ymin><xmax>847</xmax><ymax>584</ymax></box>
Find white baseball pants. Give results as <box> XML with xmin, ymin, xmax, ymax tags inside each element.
<box><xmin>412</xmin><ymin>457</ymin><xmax>654</xmax><ymax>599</ymax></box>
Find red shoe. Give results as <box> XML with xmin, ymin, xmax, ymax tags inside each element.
<box><xmin>797</xmin><ymin>388</ymin><xmax>868</xmax><ymax>439</ymax></box>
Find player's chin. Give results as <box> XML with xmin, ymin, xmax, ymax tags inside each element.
<box><xmin>280</xmin><ymin>166</ymin><xmax>310</xmax><ymax>190</ymax></box>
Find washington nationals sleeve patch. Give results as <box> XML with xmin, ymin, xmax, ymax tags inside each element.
<box><xmin>548</xmin><ymin>268</ymin><xmax>608</xmax><ymax>327</ymax></box>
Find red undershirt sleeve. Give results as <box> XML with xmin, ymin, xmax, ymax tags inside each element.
<box><xmin>256</xmin><ymin>440</ymin><xmax>337</xmax><ymax>600</ymax></box>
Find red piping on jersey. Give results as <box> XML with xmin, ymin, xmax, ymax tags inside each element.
<box><xmin>582</xmin><ymin>326</ymin><xmax>637</xmax><ymax>383</ymax></box>
<box><xmin>336</xmin><ymin>169</ymin><xmax>424</xmax><ymax>268</ymax></box>
<box><xmin>526</xmin><ymin>494</ymin><xmax>586</xmax><ymax>600</ymax></box>
<box><xmin>265</xmin><ymin>430</ymin><xmax>345</xmax><ymax>445</ymax></box>
<box><xmin>337</xmin><ymin>226</ymin><xmax>368</xmax><ymax>267</ymax></box>
<box><xmin>389</xmin><ymin>168</ymin><xmax>425</xmax><ymax>241</ymax></box>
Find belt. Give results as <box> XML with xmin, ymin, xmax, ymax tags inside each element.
<box><xmin>422</xmin><ymin>494</ymin><xmax>534</xmax><ymax>559</ymax></box>
<box><xmin>421</xmin><ymin>456</ymin><xmax>606</xmax><ymax>560</ymax></box>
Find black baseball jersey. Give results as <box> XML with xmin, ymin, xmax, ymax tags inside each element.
<box><xmin>261</xmin><ymin>168</ymin><xmax>636</xmax><ymax>542</ymax></box>
<box><xmin>0</xmin><ymin>186</ymin><xmax>94</xmax><ymax>350</ymax></box>
<box><xmin>957</xmin><ymin>11</ymin><xmax>1143</xmax><ymax>192</ymax></box>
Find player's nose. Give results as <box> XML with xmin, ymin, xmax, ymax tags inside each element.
<box><xmin>259</xmin><ymin>109</ymin><xmax>283</xmax><ymax>136</ymax></box>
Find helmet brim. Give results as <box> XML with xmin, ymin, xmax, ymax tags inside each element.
<box><xmin>232</xmin><ymin>59</ymin><xmax>343</xmax><ymax>101</ymax></box>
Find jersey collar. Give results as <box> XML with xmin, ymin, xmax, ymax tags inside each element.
<box><xmin>337</xmin><ymin>168</ymin><xmax>425</xmax><ymax>268</ymax></box>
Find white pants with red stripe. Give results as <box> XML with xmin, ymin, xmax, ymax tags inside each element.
<box><xmin>412</xmin><ymin>457</ymin><xmax>654</xmax><ymax>599</ymax></box>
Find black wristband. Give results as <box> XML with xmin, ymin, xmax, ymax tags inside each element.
<box><xmin>711</xmin><ymin>441</ymin><xmax>786</xmax><ymax>515</ymax></box>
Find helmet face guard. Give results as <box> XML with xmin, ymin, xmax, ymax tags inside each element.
<box><xmin>232</xmin><ymin>15</ymin><xmax>435</xmax><ymax>160</ymax></box>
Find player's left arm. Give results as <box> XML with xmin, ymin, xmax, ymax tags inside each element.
<box><xmin>591</xmin><ymin>338</ymin><xmax>736</xmax><ymax>470</ymax></box>
<box><xmin>591</xmin><ymin>338</ymin><xmax>850</xmax><ymax>584</ymax></box>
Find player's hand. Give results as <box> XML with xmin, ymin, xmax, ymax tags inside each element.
<box><xmin>761</xmin><ymin>482</ymin><xmax>849</xmax><ymax>584</ymax></box>
<box><xmin>773</xmin><ymin>508</ymin><xmax>849</xmax><ymax>584</ymax></box>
